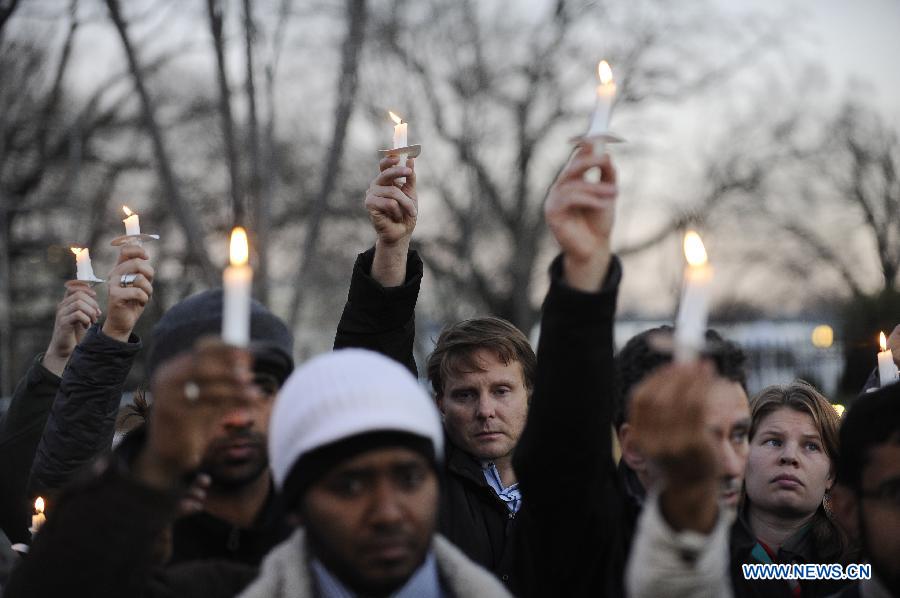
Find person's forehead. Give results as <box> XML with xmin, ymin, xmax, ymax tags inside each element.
<box><xmin>862</xmin><ymin>442</ymin><xmax>900</xmax><ymax>488</ymax></box>
<box><xmin>445</xmin><ymin>349</ymin><xmax>524</xmax><ymax>386</ymax></box>
<box><xmin>331</xmin><ymin>446</ymin><xmax>429</xmax><ymax>473</ymax></box>
<box><xmin>704</xmin><ymin>379</ymin><xmax>750</xmax><ymax>427</ymax></box>
<box><xmin>756</xmin><ymin>407</ymin><xmax>819</xmax><ymax>436</ymax></box>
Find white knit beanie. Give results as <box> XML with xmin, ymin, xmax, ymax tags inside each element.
<box><xmin>268</xmin><ymin>348</ymin><xmax>444</xmax><ymax>492</ymax></box>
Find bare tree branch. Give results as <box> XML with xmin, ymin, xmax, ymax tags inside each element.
<box><xmin>288</xmin><ymin>0</ymin><xmax>367</xmax><ymax>329</ymax></box>
<box><xmin>207</xmin><ymin>0</ymin><xmax>244</xmax><ymax>226</ymax></box>
<box><xmin>0</xmin><ymin>0</ymin><xmax>21</xmax><ymax>38</ymax></box>
<box><xmin>242</xmin><ymin>0</ymin><xmax>266</xmax><ymax>302</ymax></box>
<box><xmin>106</xmin><ymin>0</ymin><xmax>216</xmax><ymax>284</ymax></box>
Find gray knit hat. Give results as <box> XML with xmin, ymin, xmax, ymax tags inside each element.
<box><xmin>269</xmin><ymin>349</ymin><xmax>443</xmax><ymax>503</ymax></box>
<box><xmin>147</xmin><ymin>289</ymin><xmax>294</xmax><ymax>383</ymax></box>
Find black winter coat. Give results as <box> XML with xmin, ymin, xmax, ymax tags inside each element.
<box><xmin>29</xmin><ymin>324</ymin><xmax>141</xmax><ymax>496</ymax></box>
<box><xmin>0</xmin><ymin>355</ymin><xmax>61</xmax><ymax>544</ymax></box>
<box><xmin>512</xmin><ymin>254</ymin><xmax>627</xmax><ymax>598</ymax></box>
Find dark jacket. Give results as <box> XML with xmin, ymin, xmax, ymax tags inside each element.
<box><xmin>0</xmin><ymin>355</ymin><xmax>61</xmax><ymax>544</ymax></box>
<box><xmin>333</xmin><ymin>247</ymin><xmax>529</xmax><ymax>595</ymax></box>
<box><xmin>116</xmin><ymin>426</ymin><xmax>292</xmax><ymax>567</ymax></box>
<box><xmin>25</xmin><ymin>322</ymin><xmax>291</xmax><ymax>569</ymax></box>
<box><xmin>29</xmin><ymin>324</ymin><xmax>141</xmax><ymax>497</ymax></box>
<box><xmin>729</xmin><ymin>513</ymin><xmax>853</xmax><ymax>598</ymax></box>
<box><xmin>512</xmin><ymin>254</ymin><xmax>625</xmax><ymax>598</ymax></box>
<box><xmin>4</xmin><ymin>455</ymin><xmax>258</xmax><ymax>598</ymax></box>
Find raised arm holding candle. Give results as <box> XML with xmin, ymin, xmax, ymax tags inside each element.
<box><xmin>674</xmin><ymin>231</ymin><xmax>713</xmax><ymax>363</ymax></box>
<box><xmin>222</xmin><ymin>226</ymin><xmax>253</xmax><ymax>347</ymax></box>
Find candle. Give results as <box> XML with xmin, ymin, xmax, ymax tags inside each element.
<box><xmin>674</xmin><ymin>231</ymin><xmax>713</xmax><ymax>363</ymax></box>
<box><xmin>70</xmin><ymin>247</ymin><xmax>99</xmax><ymax>281</ymax></box>
<box><xmin>877</xmin><ymin>331</ymin><xmax>899</xmax><ymax>387</ymax></box>
<box><xmin>586</xmin><ymin>60</ymin><xmax>617</xmax><ymax>137</ymax></box>
<box><xmin>31</xmin><ymin>497</ymin><xmax>46</xmax><ymax>534</ymax></box>
<box><xmin>388</xmin><ymin>111</ymin><xmax>409</xmax><ymax>185</ymax></box>
<box><xmin>122</xmin><ymin>206</ymin><xmax>141</xmax><ymax>236</ymax></box>
<box><xmin>222</xmin><ymin>227</ymin><xmax>252</xmax><ymax>347</ymax></box>
<box><xmin>389</xmin><ymin>110</ymin><xmax>408</xmax><ymax>149</ymax></box>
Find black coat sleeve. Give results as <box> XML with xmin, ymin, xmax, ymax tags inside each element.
<box><xmin>333</xmin><ymin>246</ymin><xmax>423</xmax><ymax>377</ymax></box>
<box><xmin>513</xmin><ymin>254</ymin><xmax>625</xmax><ymax>598</ymax></box>
<box><xmin>4</xmin><ymin>456</ymin><xmax>180</xmax><ymax>598</ymax></box>
<box><xmin>0</xmin><ymin>355</ymin><xmax>61</xmax><ymax>544</ymax></box>
<box><xmin>28</xmin><ymin>324</ymin><xmax>141</xmax><ymax>497</ymax></box>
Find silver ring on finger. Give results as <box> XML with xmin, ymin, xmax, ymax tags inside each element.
<box><xmin>119</xmin><ymin>273</ymin><xmax>138</xmax><ymax>288</ymax></box>
<box><xmin>183</xmin><ymin>381</ymin><xmax>200</xmax><ymax>403</ymax></box>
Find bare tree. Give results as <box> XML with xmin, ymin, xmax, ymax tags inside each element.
<box><xmin>366</xmin><ymin>0</ymin><xmax>782</xmax><ymax>332</ymax></box>
<box><xmin>207</xmin><ymin>0</ymin><xmax>244</xmax><ymax>226</ymax></box>
<box><xmin>287</xmin><ymin>0</ymin><xmax>368</xmax><ymax>330</ymax></box>
<box><xmin>106</xmin><ymin>0</ymin><xmax>217</xmax><ymax>284</ymax></box>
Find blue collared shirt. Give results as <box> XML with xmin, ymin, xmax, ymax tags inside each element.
<box><xmin>310</xmin><ymin>551</ymin><xmax>446</xmax><ymax>598</ymax></box>
<box><xmin>482</xmin><ymin>461</ymin><xmax>522</xmax><ymax>513</ymax></box>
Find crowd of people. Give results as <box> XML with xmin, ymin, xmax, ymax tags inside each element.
<box><xmin>0</xmin><ymin>144</ymin><xmax>898</xmax><ymax>598</ymax></box>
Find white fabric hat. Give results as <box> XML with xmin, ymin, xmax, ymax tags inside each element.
<box><xmin>269</xmin><ymin>348</ymin><xmax>443</xmax><ymax>490</ymax></box>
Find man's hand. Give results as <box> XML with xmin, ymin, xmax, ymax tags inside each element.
<box><xmin>366</xmin><ymin>156</ymin><xmax>417</xmax><ymax>287</ymax></box>
<box><xmin>888</xmin><ymin>324</ymin><xmax>900</xmax><ymax>368</ymax></box>
<box><xmin>42</xmin><ymin>281</ymin><xmax>103</xmax><ymax>376</ymax></box>
<box><xmin>545</xmin><ymin>144</ymin><xmax>617</xmax><ymax>292</ymax></box>
<box><xmin>136</xmin><ymin>339</ymin><xmax>259</xmax><ymax>492</ymax></box>
<box><xmin>102</xmin><ymin>244</ymin><xmax>154</xmax><ymax>342</ymax></box>
<box><xmin>630</xmin><ymin>362</ymin><xmax>720</xmax><ymax>533</ymax></box>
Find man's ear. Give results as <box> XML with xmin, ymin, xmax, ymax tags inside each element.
<box><xmin>436</xmin><ymin>395</ymin><xmax>446</xmax><ymax>416</ymax></box>
<box><xmin>619</xmin><ymin>423</ymin><xmax>648</xmax><ymax>473</ymax></box>
<box><xmin>829</xmin><ymin>484</ymin><xmax>860</xmax><ymax>541</ymax></box>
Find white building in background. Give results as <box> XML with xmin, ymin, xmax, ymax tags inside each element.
<box><xmin>614</xmin><ymin>320</ymin><xmax>844</xmax><ymax>398</ymax></box>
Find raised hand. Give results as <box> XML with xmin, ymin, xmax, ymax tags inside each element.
<box><xmin>366</xmin><ymin>155</ymin><xmax>417</xmax><ymax>247</ymax></box>
<box><xmin>366</xmin><ymin>155</ymin><xmax>417</xmax><ymax>286</ymax></box>
<box><xmin>544</xmin><ymin>144</ymin><xmax>617</xmax><ymax>291</ymax></box>
<box><xmin>42</xmin><ymin>281</ymin><xmax>103</xmax><ymax>376</ymax></box>
<box><xmin>629</xmin><ymin>362</ymin><xmax>720</xmax><ymax>532</ymax></box>
<box><xmin>136</xmin><ymin>339</ymin><xmax>260</xmax><ymax>491</ymax></box>
<box><xmin>102</xmin><ymin>244</ymin><xmax>154</xmax><ymax>342</ymax></box>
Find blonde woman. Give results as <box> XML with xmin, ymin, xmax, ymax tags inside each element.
<box><xmin>739</xmin><ymin>381</ymin><xmax>856</xmax><ymax>596</ymax></box>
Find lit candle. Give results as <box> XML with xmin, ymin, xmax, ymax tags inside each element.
<box><xmin>674</xmin><ymin>231</ymin><xmax>713</xmax><ymax>363</ymax></box>
<box><xmin>122</xmin><ymin>206</ymin><xmax>141</xmax><ymax>236</ymax></box>
<box><xmin>70</xmin><ymin>247</ymin><xmax>99</xmax><ymax>281</ymax></box>
<box><xmin>388</xmin><ymin>111</ymin><xmax>409</xmax><ymax>185</ymax></box>
<box><xmin>31</xmin><ymin>497</ymin><xmax>46</xmax><ymax>534</ymax></box>
<box><xmin>222</xmin><ymin>227</ymin><xmax>252</xmax><ymax>347</ymax></box>
<box><xmin>586</xmin><ymin>60</ymin><xmax>617</xmax><ymax>137</ymax></box>
<box><xmin>877</xmin><ymin>331</ymin><xmax>899</xmax><ymax>387</ymax></box>
<box><xmin>389</xmin><ymin>110</ymin><xmax>408</xmax><ymax>149</ymax></box>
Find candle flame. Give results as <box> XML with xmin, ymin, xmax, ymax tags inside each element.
<box><xmin>35</xmin><ymin>497</ymin><xmax>44</xmax><ymax>514</ymax></box>
<box><xmin>122</xmin><ymin>206</ymin><xmax>134</xmax><ymax>217</ymax></box>
<box><xmin>880</xmin><ymin>331</ymin><xmax>888</xmax><ymax>352</ymax></box>
<box><xmin>70</xmin><ymin>247</ymin><xmax>85</xmax><ymax>256</ymax></box>
<box><xmin>832</xmin><ymin>404</ymin><xmax>845</xmax><ymax>417</ymax></box>
<box><xmin>598</xmin><ymin>60</ymin><xmax>614</xmax><ymax>85</ymax></box>
<box><xmin>388</xmin><ymin>110</ymin><xmax>403</xmax><ymax>125</ymax></box>
<box><xmin>229</xmin><ymin>227</ymin><xmax>249</xmax><ymax>266</ymax></box>
<box><xmin>683</xmin><ymin>230</ymin><xmax>708</xmax><ymax>267</ymax></box>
